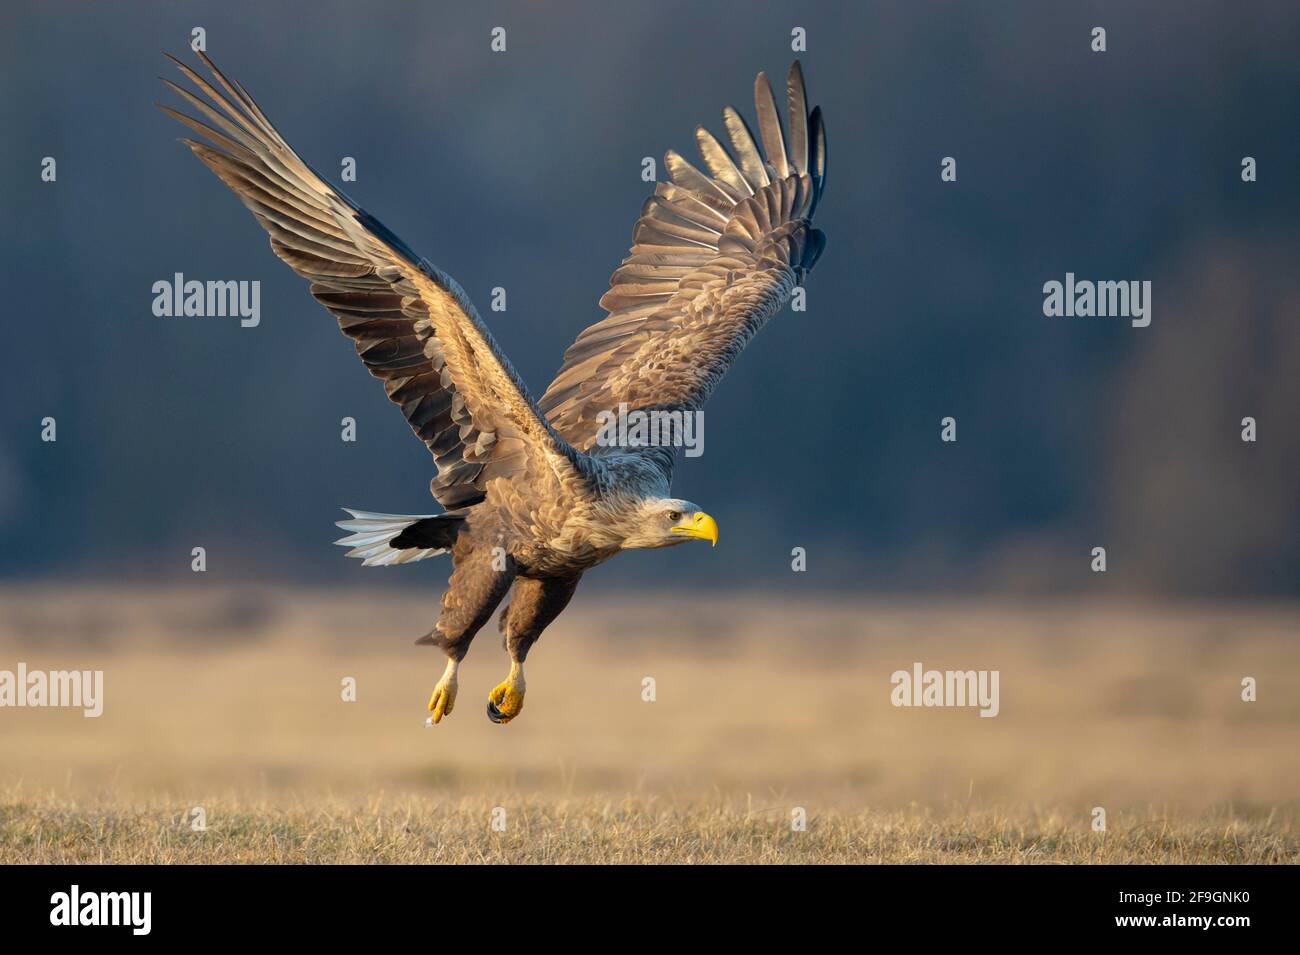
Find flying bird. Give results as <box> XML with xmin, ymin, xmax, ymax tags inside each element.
<box><xmin>159</xmin><ymin>51</ymin><xmax>827</xmax><ymax>725</ymax></box>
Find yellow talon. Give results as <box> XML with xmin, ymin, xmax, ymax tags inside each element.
<box><xmin>427</xmin><ymin>685</ymin><xmax>455</xmax><ymax>723</ymax></box>
<box><xmin>486</xmin><ymin>663</ymin><xmax>525</xmax><ymax>724</ymax></box>
<box><xmin>426</xmin><ymin>659</ymin><xmax>458</xmax><ymax>725</ymax></box>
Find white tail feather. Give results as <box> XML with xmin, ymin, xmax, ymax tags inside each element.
<box><xmin>334</xmin><ymin>508</ymin><xmax>447</xmax><ymax>566</ymax></box>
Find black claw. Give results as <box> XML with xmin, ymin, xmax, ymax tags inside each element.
<box><xmin>486</xmin><ymin>699</ymin><xmax>504</xmax><ymax>723</ymax></box>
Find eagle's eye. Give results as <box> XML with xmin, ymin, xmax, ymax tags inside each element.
<box><xmin>667</xmin><ymin>510</ymin><xmax>683</xmax><ymax>523</ymax></box>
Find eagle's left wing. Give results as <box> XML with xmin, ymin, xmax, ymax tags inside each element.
<box><xmin>538</xmin><ymin>62</ymin><xmax>827</xmax><ymax>457</ymax></box>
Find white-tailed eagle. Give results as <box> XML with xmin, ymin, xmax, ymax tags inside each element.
<box><xmin>159</xmin><ymin>52</ymin><xmax>827</xmax><ymax>724</ymax></box>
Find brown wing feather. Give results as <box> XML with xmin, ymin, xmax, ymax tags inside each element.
<box><xmin>538</xmin><ymin>61</ymin><xmax>827</xmax><ymax>457</ymax></box>
<box><xmin>159</xmin><ymin>52</ymin><xmax>582</xmax><ymax>508</ymax></box>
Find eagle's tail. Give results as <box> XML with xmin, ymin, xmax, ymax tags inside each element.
<box><xmin>334</xmin><ymin>509</ymin><xmax>464</xmax><ymax>567</ymax></box>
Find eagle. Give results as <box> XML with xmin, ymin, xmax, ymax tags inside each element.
<box><xmin>159</xmin><ymin>52</ymin><xmax>827</xmax><ymax>725</ymax></box>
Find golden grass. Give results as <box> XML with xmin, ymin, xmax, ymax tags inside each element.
<box><xmin>1</xmin><ymin>585</ymin><xmax>1297</xmax><ymax>863</ymax></box>
<box><xmin>3</xmin><ymin>791</ymin><xmax>1294</xmax><ymax>864</ymax></box>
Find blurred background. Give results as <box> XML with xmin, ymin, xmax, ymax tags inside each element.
<box><xmin>2</xmin><ymin>0</ymin><xmax>1297</xmax><ymax>596</ymax></box>
<box><xmin>1</xmin><ymin>5</ymin><xmax>1298</xmax><ymax>858</ymax></box>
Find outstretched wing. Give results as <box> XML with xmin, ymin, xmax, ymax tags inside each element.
<box><xmin>538</xmin><ymin>61</ymin><xmax>827</xmax><ymax>456</ymax></box>
<box><xmin>158</xmin><ymin>52</ymin><xmax>581</xmax><ymax>509</ymax></box>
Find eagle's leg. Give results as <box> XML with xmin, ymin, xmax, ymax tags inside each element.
<box><xmin>427</xmin><ymin>657</ymin><xmax>458</xmax><ymax>723</ymax></box>
<box><xmin>487</xmin><ymin>574</ymin><xmax>582</xmax><ymax>725</ymax></box>
<box><xmin>417</xmin><ymin>539</ymin><xmax>516</xmax><ymax>724</ymax></box>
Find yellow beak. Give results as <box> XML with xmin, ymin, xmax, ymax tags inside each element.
<box><xmin>671</xmin><ymin>511</ymin><xmax>718</xmax><ymax>547</ymax></box>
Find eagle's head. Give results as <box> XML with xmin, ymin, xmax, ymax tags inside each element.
<box><xmin>618</xmin><ymin>498</ymin><xmax>718</xmax><ymax>550</ymax></box>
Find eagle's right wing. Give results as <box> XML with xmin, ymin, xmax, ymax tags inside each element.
<box><xmin>158</xmin><ymin>52</ymin><xmax>582</xmax><ymax>509</ymax></box>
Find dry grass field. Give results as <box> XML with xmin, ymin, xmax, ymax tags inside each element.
<box><xmin>1</xmin><ymin>585</ymin><xmax>1297</xmax><ymax>863</ymax></box>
